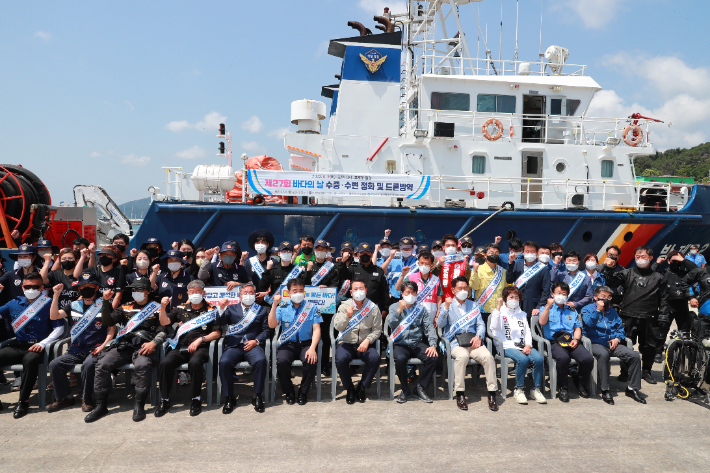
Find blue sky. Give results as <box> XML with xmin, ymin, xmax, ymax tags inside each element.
<box><xmin>1</xmin><ymin>0</ymin><xmax>708</xmax><ymax>205</ymax></box>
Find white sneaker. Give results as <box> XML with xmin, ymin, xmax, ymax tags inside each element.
<box><xmin>531</xmin><ymin>388</ymin><xmax>547</xmax><ymax>404</ymax></box>
<box><xmin>514</xmin><ymin>388</ymin><xmax>528</xmax><ymax>404</ymax></box>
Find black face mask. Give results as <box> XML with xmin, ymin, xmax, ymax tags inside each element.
<box><xmin>486</xmin><ymin>254</ymin><xmax>500</xmax><ymax>264</ymax></box>
<box><xmin>475</xmin><ymin>256</ymin><xmax>486</xmax><ymax>265</ymax></box>
<box><xmin>79</xmin><ymin>287</ymin><xmax>96</xmax><ymax>299</ymax></box>
<box><xmin>301</xmin><ymin>246</ymin><xmax>313</xmax><ymax>256</ymax></box>
<box><xmin>115</xmin><ymin>244</ymin><xmax>126</xmax><ymax>253</ymax></box>
<box><xmin>99</xmin><ymin>256</ymin><xmax>114</xmax><ymax>267</ymax></box>
<box><xmin>669</xmin><ymin>261</ymin><xmax>681</xmax><ymax>271</ymax></box>
<box><xmin>183</xmin><ymin>251</ymin><xmax>193</xmax><ymax>259</ymax></box>
<box><xmin>551</xmin><ymin>252</ymin><xmax>563</xmax><ymax>258</ymax></box>
<box><xmin>146</xmin><ymin>247</ymin><xmax>159</xmax><ymax>258</ymax></box>
<box><xmin>61</xmin><ymin>260</ymin><xmax>76</xmax><ymax>270</ymax></box>
<box><xmin>359</xmin><ymin>254</ymin><xmax>371</xmax><ymax>264</ymax></box>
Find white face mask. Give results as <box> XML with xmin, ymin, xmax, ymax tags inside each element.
<box><xmin>315</xmin><ymin>251</ymin><xmax>327</xmax><ymax>259</ymax></box>
<box><xmin>394</xmin><ymin>251</ymin><xmax>402</xmax><ymax>259</ymax></box>
<box><xmin>401</xmin><ymin>250</ymin><xmax>413</xmax><ymax>258</ymax></box>
<box><xmin>136</xmin><ymin>259</ymin><xmax>149</xmax><ymax>269</ymax></box>
<box><xmin>461</xmin><ymin>248</ymin><xmax>473</xmax><ymax>256</ymax></box>
<box><xmin>290</xmin><ymin>292</ymin><xmax>305</xmax><ymax>304</ymax></box>
<box><xmin>419</xmin><ymin>265</ymin><xmax>431</xmax><ymax>275</ymax></box>
<box><xmin>132</xmin><ymin>291</ymin><xmax>146</xmax><ymax>303</ymax></box>
<box><xmin>554</xmin><ymin>294</ymin><xmax>568</xmax><ymax>305</ymax></box>
<box><xmin>352</xmin><ymin>290</ymin><xmax>366</xmax><ymax>302</ymax></box>
<box><xmin>565</xmin><ymin>263</ymin><xmax>579</xmax><ymax>272</ymax></box>
<box><xmin>241</xmin><ymin>294</ymin><xmax>255</xmax><ymax>306</ymax></box>
<box><xmin>23</xmin><ymin>288</ymin><xmax>41</xmax><ymax>300</ymax></box>
<box><xmin>585</xmin><ymin>261</ymin><xmax>597</xmax><ymax>271</ymax></box>
<box><xmin>524</xmin><ymin>253</ymin><xmax>537</xmax><ymax>263</ymax></box>
<box><xmin>455</xmin><ymin>290</ymin><xmax>468</xmax><ymax>301</ymax></box>
<box><xmin>403</xmin><ymin>294</ymin><xmax>417</xmax><ymax>305</ymax></box>
<box><xmin>432</xmin><ymin>250</ymin><xmax>444</xmax><ymax>259</ymax></box>
<box><xmin>380</xmin><ymin>248</ymin><xmax>391</xmax><ymax>257</ymax></box>
<box><xmin>168</xmin><ymin>262</ymin><xmax>182</xmax><ymax>272</ymax></box>
<box><xmin>635</xmin><ymin>258</ymin><xmax>650</xmax><ymax>268</ymax></box>
<box><xmin>506</xmin><ymin>299</ymin><xmax>520</xmax><ymax>310</ymax></box>
<box><xmin>38</xmin><ymin>250</ymin><xmax>52</xmax><ymax>257</ymax></box>
<box><xmin>17</xmin><ymin>258</ymin><xmax>32</xmax><ymax>268</ymax></box>
<box><xmin>254</xmin><ymin>243</ymin><xmax>267</xmax><ymax>254</ymax></box>
<box><xmin>280</xmin><ymin>252</ymin><xmax>293</xmax><ymax>263</ymax></box>
<box><xmin>538</xmin><ymin>254</ymin><xmax>551</xmax><ymax>264</ymax></box>
<box><xmin>353</xmin><ymin>257</ymin><xmax>360</xmax><ymax>263</ymax></box>
<box><xmin>444</xmin><ymin>246</ymin><xmax>457</xmax><ymax>255</ymax></box>
<box><xmin>691</xmin><ymin>249</ymin><xmax>698</xmax><ymax>255</ymax></box>
<box><xmin>188</xmin><ymin>294</ymin><xmax>203</xmax><ymax>305</ymax></box>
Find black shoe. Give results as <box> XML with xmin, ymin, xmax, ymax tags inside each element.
<box><xmin>558</xmin><ymin>387</ymin><xmax>569</xmax><ymax>402</ymax></box>
<box><xmin>13</xmin><ymin>401</ymin><xmax>29</xmax><ymax>419</ymax></box>
<box><xmin>415</xmin><ymin>384</ymin><xmax>433</xmax><ymax>403</ymax></box>
<box><xmin>154</xmin><ymin>399</ymin><xmax>171</xmax><ymax>417</ymax></box>
<box><xmin>601</xmin><ymin>390</ymin><xmax>614</xmax><ymax>405</ymax></box>
<box><xmin>625</xmin><ymin>388</ymin><xmax>647</xmax><ymax>404</ymax></box>
<box><xmin>346</xmin><ymin>387</ymin><xmax>356</xmax><ymax>404</ymax></box>
<box><xmin>396</xmin><ymin>391</ymin><xmax>409</xmax><ymax>404</ymax></box>
<box><xmin>654</xmin><ymin>353</ymin><xmax>663</xmax><ymax>364</ymax></box>
<box><xmin>617</xmin><ymin>370</ymin><xmax>629</xmax><ymax>383</ymax></box>
<box><xmin>642</xmin><ymin>370</ymin><xmax>657</xmax><ymax>385</ymax></box>
<box><xmin>578</xmin><ymin>383</ymin><xmax>590</xmax><ymax>399</ymax></box>
<box><xmin>297</xmin><ymin>393</ymin><xmax>308</xmax><ymax>405</ymax></box>
<box><xmin>456</xmin><ymin>392</ymin><xmax>468</xmax><ymax>411</ymax></box>
<box><xmin>0</xmin><ymin>373</ymin><xmax>8</xmax><ymax>385</ymax></box>
<box><xmin>487</xmin><ymin>391</ymin><xmax>499</xmax><ymax>411</ymax></box>
<box><xmin>0</xmin><ymin>401</ymin><xmax>3</xmax><ymax>411</ymax></box>
<box><xmin>252</xmin><ymin>394</ymin><xmax>265</xmax><ymax>413</ymax></box>
<box><xmin>222</xmin><ymin>396</ymin><xmax>237</xmax><ymax>414</ymax></box>
<box><xmin>322</xmin><ymin>364</ymin><xmax>331</xmax><ymax>377</ymax></box>
<box><xmin>356</xmin><ymin>381</ymin><xmax>366</xmax><ymax>403</ymax></box>
<box><xmin>285</xmin><ymin>390</ymin><xmax>296</xmax><ymax>405</ymax></box>
<box><xmin>189</xmin><ymin>399</ymin><xmax>202</xmax><ymax>416</ymax></box>
<box><xmin>84</xmin><ymin>393</ymin><xmax>109</xmax><ymax>423</ymax></box>
<box><xmin>132</xmin><ymin>390</ymin><xmax>149</xmax><ymax>422</ymax></box>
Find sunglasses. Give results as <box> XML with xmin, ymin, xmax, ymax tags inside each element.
<box><xmin>23</xmin><ymin>285</ymin><xmax>42</xmax><ymax>290</ymax></box>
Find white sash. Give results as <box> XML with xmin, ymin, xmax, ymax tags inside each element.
<box><xmin>337</xmin><ymin>280</ymin><xmax>351</xmax><ymax>301</ymax></box>
<box><xmin>70</xmin><ymin>300</ymin><xmax>102</xmax><ymax>343</ymax></box>
<box><xmin>266</xmin><ymin>265</ymin><xmax>304</xmax><ymax>303</ymax></box>
<box><xmin>12</xmin><ymin>295</ymin><xmax>51</xmax><ymax>333</ymax></box>
<box><xmin>115</xmin><ymin>302</ymin><xmax>161</xmax><ymax>340</ymax></box>
<box><xmin>417</xmin><ymin>275</ymin><xmax>439</xmax><ymax>303</ymax></box>
<box><xmin>568</xmin><ymin>272</ymin><xmax>586</xmax><ymax>298</ymax></box>
<box><xmin>476</xmin><ymin>266</ymin><xmax>503</xmax><ymax>309</ymax></box>
<box><xmin>249</xmin><ymin>256</ymin><xmax>265</xmax><ymax>279</ymax></box>
<box><xmin>167</xmin><ymin>309</ymin><xmax>218</xmax><ymax>349</ymax></box>
<box><xmin>444</xmin><ymin>254</ymin><xmax>465</xmax><ymax>264</ymax></box>
<box><xmin>335</xmin><ymin>300</ymin><xmax>376</xmax><ymax>342</ymax></box>
<box><xmin>278</xmin><ymin>302</ymin><xmax>318</xmax><ymax>345</ymax></box>
<box><xmin>310</xmin><ymin>261</ymin><xmax>334</xmax><ymax>286</ymax></box>
<box><xmin>225</xmin><ymin>304</ymin><xmax>261</xmax><ymax>337</ymax></box>
<box><xmin>389</xmin><ymin>304</ymin><xmax>426</xmax><ymax>342</ymax></box>
<box><xmin>443</xmin><ymin>302</ymin><xmax>482</xmax><ymax>340</ymax></box>
<box><xmin>515</xmin><ymin>261</ymin><xmax>546</xmax><ymax>288</ymax></box>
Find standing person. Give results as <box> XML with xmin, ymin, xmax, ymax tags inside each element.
<box><xmin>549</xmin><ymin>242</ymin><xmax>565</xmax><ymax>274</ymax></box>
<box><xmin>268</xmin><ymin>279</ymin><xmax>322</xmax><ymax>405</ymax></box>
<box><xmin>551</xmin><ymin>251</ymin><xmax>594</xmax><ymax>311</ymax></box>
<box><xmin>348</xmin><ymin>243</ymin><xmax>390</xmax><ymax>317</ymax></box>
<box><xmin>685</xmin><ymin>244</ymin><xmax>706</xmax><ymax>268</ymax></box>
<box><xmin>154</xmin><ymin>250</ymin><xmax>193</xmax><ymax>304</ymax></box>
<box><xmin>47</xmin><ymin>274</ymin><xmax>116</xmax><ymax>413</ymax></box>
<box><xmin>41</xmin><ymin>248</ymin><xmax>80</xmax><ymax>313</ymax></box>
<box><xmin>499</xmin><ymin>237</ymin><xmax>524</xmax><ymax>271</ymax></box>
<box><xmin>75</xmin><ymin>245</ymin><xmax>124</xmax><ymax>310</ymax></box>
<box><xmin>0</xmin><ymin>272</ymin><xmax>65</xmax><ymax>417</ymax></box>
<box><xmin>112</xmin><ymin>234</ymin><xmax>130</xmax><ymax>261</ymax></box>
<box><xmin>583</xmin><ymin>254</ymin><xmax>606</xmax><ymax>292</ymax></box>
<box><xmin>601</xmin><ymin>246</ymin><xmax>670</xmax><ymax>385</ymax></box>
<box><xmin>396</xmin><ymin>251</ymin><xmax>442</xmax><ymax>319</ymax></box>
<box><xmin>381</xmin><ymin>237</ymin><xmax>417</xmax><ymax>304</ymax></box>
<box><xmin>438</xmin><ymin>234</ymin><xmax>470</xmax><ymax>301</ymax></box>
<box><xmin>260</xmin><ymin>241</ymin><xmax>301</xmax><ymax>304</ymax></box>
<box><xmin>71</xmin><ymin>238</ymin><xmax>95</xmax><ymax>271</ymax></box>
<box><xmin>506</xmin><ymin>241</ymin><xmax>551</xmax><ymax>320</ymax></box>
<box><xmin>155</xmin><ymin>280</ymin><xmax>221</xmax><ymax>418</ymax></box>
<box><xmin>335</xmin><ymin>242</ymin><xmax>356</xmax><ymax>303</ymax></box>
<box><xmin>293</xmin><ymin>234</ymin><xmax>316</xmax><ymax>267</ymax></box>
<box><xmin>198</xmin><ymin>242</ymin><xmax>250</xmax><ymax>290</ymax></box>
<box><xmin>653</xmin><ymin>251</ymin><xmax>694</xmax><ymax>344</ymax></box>
<box><xmin>140</xmin><ymin>238</ymin><xmax>167</xmax><ymax>271</ymax></box>
<box><xmin>469</xmin><ymin>243</ymin><xmax>507</xmax><ymax>325</ymax></box>
<box><xmin>388</xmin><ymin>281</ymin><xmax>438</xmax><ymax>403</ymax></box>
<box><xmin>175</xmin><ymin>239</ymin><xmax>200</xmax><ymax>279</ymax></box>
<box><xmin>244</xmin><ymin>229</ymin><xmax>275</xmax><ymax>297</ymax></box>
<box><xmin>1</xmin><ymin>245</ymin><xmax>43</xmax><ymax>303</ymax></box>
<box><xmin>333</xmin><ymin>279</ymin><xmax>382</xmax><ymax>403</ymax></box>
<box><xmin>581</xmin><ymin>286</ymin><xmax>646</xmax><ymax>405</ymax></box>
<box><xmin>603</xmin><ymin>245</ymin><xmax>626</xmax><ymax>308</ymax></box>
<box><xmin>684</xmin><ymin>264</ymin><xmax>710</xmax><ymax>339</ymax></box>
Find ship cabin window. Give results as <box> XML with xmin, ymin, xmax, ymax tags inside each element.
<box><xmin>477</xmin><ymin>94</ymin><xmax>516</xmax><ymax>114</ymax></box>
<box><xmin>566</xmin><ymin>99</ymin><xmax>581</xmax><ymax>116</ymax></box>
<box><xmin>471</xmin><ymin>155</ymin><xmax>486</xmax><ymax>174</ymax></box>
<box><xmin>431</xmin><ymin>92</ymin><xmax>469</xmax><ymax>111</ymax></box>
<box><xmin>550</xmin><ymin>99</ymin><xmax>562</xmax><ymax>116</ymax></box>
<box><xmin>601</xmin><ymin>159</ymin><xmax>614</xmax><ymax>178</ymax></box>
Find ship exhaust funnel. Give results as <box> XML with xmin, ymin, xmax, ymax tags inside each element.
<box><xmin>373</xmin><ymin>15</ymin><xmax>394</xmax><ymax>33</ymax></box>
<box><xmin>347</xmin><ymin>21</ymin><xmax>372</xmax><ymax>36</ymax></box>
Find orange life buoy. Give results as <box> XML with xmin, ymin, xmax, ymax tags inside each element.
<box><xmin>482</xmin><ymin>118</ymin><xmax>504</xmax><ymax>141</ymax></box>
<box><xmin>623</xmin><ymin>125</ymin><xmax>643</xmax><ymax>147</ymax></box>
<box><xmin>510</xmin><ymin>125</ymin><xmax>514</xmax><ymax>138</ymax></box>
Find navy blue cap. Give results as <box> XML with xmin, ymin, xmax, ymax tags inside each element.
<box><xmin>379</xmin><ymin>238</ymin><xmax>392</xmax><ymax>246</ymax></box>
<box><xmin>220</xmin><ymin>242</ymin><xmax>239</xmax><ymax>253</ymax></box>
<box><xmin>278</xmin><ymin>241</ymin><xmax>294</xmax><ymax>252</ymax></box>
<box><xmin>314</xmin><ymin>239</ymin><xmax>330</xmax><ymax>249</ymax></box>
<box><xmin>340</xmin><ymin>242</ymin><xmax>354</xmax><ymax>251</ymax></box>
<box><xmin>9</xmin><ymin>244</ymin><xmax>37</xmax><ymax>260</ymax></box>
<box><xmin>77</xmin><ymin>272</ymin><xmax>102</xmax><ymax>287</ymax></box>
<box><xmin>140</xmin><ymin>238</ymin><xmax>163</xmax><ymax>250</ymax></box>
<box><xmin>355</xmin><ymin>242</ymin><xmax>373</xmax><ymax>253</ymax></box>
<box><xmin>126</xmin><ymin>276</ymin><xmax>153</xmax><ymax>292</ymax></box>
<box><xmin>460</xmin><ymin>236</ymin><xmax>473</xmax><ymax>246</ymax></box>
<box><xmin>36</xmin><ymin>239</ymin><xmax>59</xmax><ymax>253</ymax></box>
<box><xmin>399</xmin><ymin>237</ymin><xmax>414</xmax><ymax>247</ymax></box>
<box><xmin>431</xmin><ymin>240</ymin><xmax>443</xmax><ymax>248</ymax></box>
<box><xmin>417</xmin><ymin>244</ymin><xmax>431</xmax><ymax>254</ymax></box>
<box><xmin>162</xmin><ymin>249</ymin><xmax>188</xmax><ymax>264</ymax></box>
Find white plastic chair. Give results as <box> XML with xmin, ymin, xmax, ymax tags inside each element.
<box><xmin>437</xmin><ymin>325</ymin><xmax>481</xmax><ymax>400</ymax></box>
<box><xmin>589</xmin><ymin>337</ymin><xmax>634</xmax><ymax>396</ymax></box>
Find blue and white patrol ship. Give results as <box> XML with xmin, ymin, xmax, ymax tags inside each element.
<box><xmin>135</xmin><ymin>0</ymin><xmax>709</xmax><ymax>268</ymax></box>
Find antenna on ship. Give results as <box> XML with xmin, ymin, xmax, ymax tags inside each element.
<box><xmin>499</xmin><ymin>0</ymin><xmax>503</xmax><ymax>72</ymax></box>
<box><xmin>472</xmin><ymin>3</ymin><xmax>497</xmax><ymax>75</ymax></box>
<box><xmin>514</xmin><ymin>0</ymin><xmax>519</xmax><ymax>62</ymax></box>
<box><xmin>539</xmin><ymin>0</ymin><xmax>544</xmax><ymax>73</ymax></box>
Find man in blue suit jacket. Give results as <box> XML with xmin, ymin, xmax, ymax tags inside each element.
<box><xmin>217</xmin><ymin>282</ymin><xmax>270</xmax><ymax>414</ymax></box>
<box><xmin>551</xmin><ymin>251</ymin><xmax>593</xmax><ymax>311</ymax></box>
<box><xmin>506</xmin><ymin>241</ymin><xmax>552</xmax><ymax>318</ymax></box>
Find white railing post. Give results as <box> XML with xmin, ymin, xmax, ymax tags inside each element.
<box><xmin>602</xmin><ymin>180</ymin><xmax>606</xmax><ymax>210</ymax></box>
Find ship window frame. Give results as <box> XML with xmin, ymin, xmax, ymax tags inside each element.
<box><xmin>471</xmin><ymin>155</ymin><xmax>486</xmax><ymax>174</ymax></box>
<box><xmin>476</xmin><ymin>94</ymin><xmax>517</xmax><ymax>114</ymax></box>
<box><xmin>431</xmin><ymin>92</ymin><xmax>470</xmax><ymax>111</ymax></box>
<box><xmin>554</xmin><ymin>159</ymin><xmax>568</xmax><ymax>174</ymax></box>
<box><xmin>566</xmin><ymin>99</ymin><xmax>581</xmax><ymax>116</ymax></box>
<box><xmin>601</xmin><ymin>159</ymin><xmax>614</xmax><ymax>178</ymax></box>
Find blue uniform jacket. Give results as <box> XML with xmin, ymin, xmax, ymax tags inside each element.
<box><xmin>276</xmin><ymin>302</ymin><xmax>323</xmax><ymax>343</ymax></box>
<box><xmin>66</xmin><ymin>300</ymin><xmax>109</xmax><ymax>355</ymax></box>
<box><xmin>580</xmin><ymin>302</ymin><xmax>626</xmax><ymax>345</ymax></box>
<box><xmin>506</xmin><ymin>260</ymin><xmax>551</xmax><ymax>316</ymax></box>
<box><xmin>551</xmin><ymin>270</ymin><xmax>593</xmax><ymax>310</ymax></box>
<box><xmin>540</xmin><ymin>303</ymin><xmax>582</xmax><ymax>341</ymax></box>
<box><xmin>218</xmin><ymin>302</ymin><xmax>270</xmax><ymax>349</ymax></box>
<box><xmin>0</xmin><ymin>296</ymin><xmax>64</xmax><ymax>342</ymax></box>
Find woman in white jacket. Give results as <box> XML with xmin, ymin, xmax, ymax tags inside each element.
<box><xmin>489</xmin><ymin>286</ymin><xmax>546</xmax><ymax>404</ymax></box>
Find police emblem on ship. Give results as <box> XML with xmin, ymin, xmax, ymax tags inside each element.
<box><xmin>360</xmin><ymin>49</ymin><xmax>387</xmax><ymax>73</ymax></box>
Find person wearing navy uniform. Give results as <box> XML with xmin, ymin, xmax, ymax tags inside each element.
<box><xmin>269</xmin><ymin>278</ymin><xmax>322</xmax><ymax>405</ymax></box>
<box><xmin>0</xmin><ymin>272</ymin><xmax>65</xmax><ymax>418</ymax></box>
<box><xmin>539</xmin><ymin>281</ymin><xmax>594</xmax><ymax>402</ymax></box>
<box><xmin>47</xmin><ymin>273</ymin><xmax>116</xmax><ymax>412</ymax></box>
<box><xmin>349</xmin><ymin>242</ymin><xmax>390</xmax><ymax>316</ymax></box>
<box><xmin>140</xmin><ymin>237</ymin><xmax>168</xmax><ymax>271</ymax></box>
<box><xmin>217</xmin><ymin>282</ymin><xmax>270</xmax><ymax>413</ymax></box>
<box><xmin>1</xmin><ymin>245</ymin><xmax>42</xmax><ymax>304</ymax></box>
<box><xmin>335</xmin><ymin>242</ymin><xmax>357</xmax><ymax>301</ymax></box>
<box><xmin>41</xmin><ymin>248</ymin><xmax>80</xmax><ymax>313</ymax></box>
<box><xmin>85</xmin><ymin>277</ymin><xmax>167</xmax><ymax>423</ymax></box>
<box><xmin>506</xmin><ymin>241</ymin><xmax>551</xmax><ymax>319</ymax></box>
<box><xmin>198</xmin><ymin>241</ymin><xmax>250</xmax><ymax>290</ymax></box>
<box><xmin>260</xmin><ymin>241</ymin><xmax>298</xmax><ymax>303</ymax></box>
<box><xmin>75</xmin><ymin>245</ymin><xmax>125</xmax><ymax>310</ymax></box>
<box><xmin>306</xmin><ymin>239</ymin><xmax>339</xmax><ymax>376</ymax></box>
<box><xmin>154</xmin><ymin>249</ymin><xmax>193</xmax><ymax>306</ymax></box>
<box><xmin>244</xmin><ymin>229</ymin><xmax>275</xmax><ymax>300</ymax></box>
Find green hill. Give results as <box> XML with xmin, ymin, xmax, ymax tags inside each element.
<box><xmin>119</xmin><ymin>197</ymin><xmax>152</xmax><ymax>219</ymax></box>
<box><xmin>634</xmin><ymin>142</ymin><xmax>710</xmax><ymax>183</ymax></box>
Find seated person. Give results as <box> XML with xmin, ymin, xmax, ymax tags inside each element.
<box><xmin>268</xmin><ymin>278</ymin><xmax>322</xmax><ymax>405</ymax></box>
<box><xmin>388</xmin><ymin>281</ymin><xmax>438</xmax><ymax>404</ymax></box>
<box><xmin>539</xmin><ymin>281</ymin><xmax>594</xmax><ymax>402</ymax></box>
<box><xmin>581</xmin><ymin>286</ymin><xmax>645</xmax><ymax>405</ymax></box>
<box><xmin>437</xmin><ymin>276</ymin><xmax>498</xmax><ymax>411</ymax></box>
<box><xmin>217</xmin><ymin>282</ymin><xmax>270</xmax><ymax>414</ymax></box>
<box><xmin>47</xmin><ymin>274</ymin><xmax>116</xmax><ymax>413</ymax></box>
<box><xmin>333</xmin><ymin>279</ymin><xmax>382</xmax><ymax>404</ymax></box>
<box><xmin>155</xmin><ymin>280</ymin><xmax>221</xmax><ymax>418</ymax></box>
<box><xmin>489</xmin><ymin>286</ymin><xmax>546</xmax><ymax>405</ymax></box>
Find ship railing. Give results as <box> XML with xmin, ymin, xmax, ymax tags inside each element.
<box><xmin>401</xmin><ymin>109</ymin><xmax>655</xmax><ymax>147</ymax></box>
<box><xmin>414</xmin><ymin>55</ymin><xmax>588</xmax><ymax>77</ymax></box>
<box><xmin>159</xmin><ymin>167</ymin><xmax>192</xmax><ymax>201</ymax></box>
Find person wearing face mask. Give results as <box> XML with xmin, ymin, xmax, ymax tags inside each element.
<box><xmin>397</xmin><ymin>251</ymin><xmax>442</xmax><ymax>319</ymax></box>
<box><xmin>269</xmin><ymin>278</ymin><xmax>322</xmax><ymax>405</ymax></box>
<box><xmin>683</xmin><ymin>261</ymin><xmax>710</xmax><ymax>339</ymax></box>
<box><xmin>198</xmin><ymin>241</ymin><xmax>250</xmax><ymax>291</ymax></box>
<box><xmin>430</xmin><ymin>240</ymin><xmax>445</xmax><ymax>262</ymax></box>
<box><xmin>112</xmin><ymin>234</ymin><xmax>130</xmax><ymax>261</ymax></box>
<box><xmin>652</xmin><ymin>251</ymin><xmax>694</xmax><ymax>345</ymax></box>
<box><xmin>174</xmin><ymin>238</ymin><xmax>199</xmax><ymax>279</ymax></box>
<box><xmin>71</xmin><ymin>238</ymin><xmax>95</xmax><ymax>272</ymax></box>
<box><xmin>333</xmin><ymin>279</ymin><xmax>383</xmax><ymax>404</ymax></box>
<box><xmin>539</xmin><ymin>282</ymin><xmax>594</xmax><ymax>402</ymax></box>
<box><xmin>0</xmin><ymin>272</ymin><xmax>65</xmax><ymax>417</ymax></box>
<box><xmin>2</xmin><ymin>245</ymin><xmax>43</xmax><ymax>303</ymax></box>
<box><xmin>380</xmin><ymin>237</ymin><xmax>417</xmax><ymax>305</ymax></box>
<box><xmin>85</xmin><ymin>277</ymin><xmax>168</xmax><ymax>423</ymax></box>
<box><xmin>125</xmin><ymin>250</ymin><xmax>158</xmax><ymax>289</ymax></box>
<box><xmin>600</xmin><ymin>245</ymin><xmax>625</xmax><ymax>308</ymax></box>
<box><xmin>581</xmin><ymin>286</ymin><xmax>645</xmax><ymax>405</ymax></box>
<box><xmin>377</xmin><ymin>239</ymin><xmax>402</xmax><ymax>306</ymax></box>
<box><xmin>155</xmin><ymin>279</ymin><xmax>221</xmax><ymax>418</ymax></box>
<box><xmin>469</xmin><ymin>243</ymin><xmax>507</xmax><ymax>325</ymax></box>
<box><xmin>438</xmin><ymin>234</ymin><xmax>471</xmax><ymax>301</ymax></box>
<box><xmin>153</xmin><ymin>250</ymin><xmax>193</xmax><ymax>309</ymax></box>
<box><xmin>75</xmin><ymin>246</ymin><xmax>125</xmax><ymax>310</ymax></box>
<box><xmin>551</xmin><ymin>251</ymin><xmax>594</xmax><ymax>312</ymax></box>
<box><xmin>438</xmin><ymin>276</ymin><xmax>498</xmax><ymax>410</ymax></box>
<box><xmin>47</xmin><ymin>273</ymin><xmax>116</xmax><ymax>413</ymax></box>
<box><xmin>388</xmin><ymin>281</ymin><xmax>438</xmax><ymax>403</ymax></box>
<box><xmin>41</xmin><ymin>248</ymin><xmax>80</xmax><ymax>313</ymax></box>
<box><xmin>582</xmin><ymin>254</ymin><xmax>606</xmax><ymax>293</ymax></box>
<box><xmin>506</xmin><ymin>241</ymin><xmax>551</xmax><ymax>320</ymax></box>
<box><xmin>36</xmin><ymin>239</ymin><xmax>59</xmax><ymax>270</ymax></box>
<box><xmin>375</xmin><ymin>237</ymin><xmax>394</xmax><ymax>268</ymax></box>
<box><xmin>261</xmin><ymin>241</ymin><xmax>302</xmax><ymax>305</ymax></box>
<box><xmin>601</xmin><ymin>246</ymin><xmax>670</xmax><ymax>385</ymax></box>
<box><xmin>244</xmin><ymin>229</ymin><xmax>275</xmax><ymax>294</ymax></box>
<box><xmin>216</xmin><ymin>283</ymin><xmax>270</xmax><ymax>413</ymax></box>
<box><xmin>684</xmin><ymin>244</ymin><xmax>706</xmax><ymax>268</ymax></box>
<box><xmin>459</xmin><ymin>236</ymin><xmax>475</xmax><ymax>266</ymax></box>
<box><xmin>140</xmin><ymin>238</ymin><xmax>167</xmax><ymax>271</ymax></box>
<box><xmin>348</xmin><ymin>243</ymin><xmax>390</xmax><ymax>317</ymax></box>
<box><xmin>489</xmin><ymin>286</ymin><xmax>547</xmax><ymax>405</ymax></box>
<box><xmin>293</xmin><ymin>234</ymin><xmax>316</xmax><ymax>268</ymax></box>
<box><xmin>334</xmin><ymin>242</ymin><xmax>357</xmax><ymax>304</ymax></box>
<box><xmin>499</xmin><ymin>237</ymin><xmax>524</xmax><ymax>271</ymax></box>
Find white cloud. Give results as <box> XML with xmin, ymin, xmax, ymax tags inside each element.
<box><xmin>175</xmin><ymin>145</ymin><xmax>206</xmax><ymax>159</ymax></box>
<box><xmin>268</xmin><ymin>127</ymin><xmax>294</xmax><ymax>140</ymax></box>
<box><xmin>241</xmin><ymin>115</ymin><xmax>264</xmax><ymax>133</ymax></box>
<box><xmin>358</xmin><ymin>0</ymin><xmax>407</xmax><ymax>15</ymax></box>
<box><xmin>316</xmin><ymin>40</ymin><xmax>329</xmax><ymax>57</ymax></box>
<box><xmin>563</xmin><ymin>0</ymin><xmax>626</xmax><ymax>29</ymax></box>
<box><xmin>89</xmin><ymin>152</ymin><xmax>101</xmax><ymax>158</ymax></box>
<box><xmin>240</xmin><ymin>141</ymin><xmax>265</xmax><ymax>153</ymax></box>
<box><xmin>120</xmin><ymin>153</ymin><xmax>151</xmax><ymax>166</ymax></box>
<box><xmin>165</xmin><ymin>120</ymin><xmax>192</xmax><ymax>132</ymax></box>
<box><xmin>164</xmin><ymin>111</ymin><xmax>226</xmax><ymax>133</ymax></box>
<box><xmin>34</xmin><ymin>31</ymin><xmax>51</xmax><ymax>42</ymax></box>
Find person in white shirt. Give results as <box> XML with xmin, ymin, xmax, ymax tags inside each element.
<box><xmin>489</xmin><ymin>286</ymin><xmax>547</xmax><ymax>404</ymax></box>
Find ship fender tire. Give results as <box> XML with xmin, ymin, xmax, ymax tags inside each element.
<box><xmin>623</xmin><ymin>125</ymin><xmax>643</xmax><ymax>147</ymax></box>
<box><xmin>482</xmin><ymin>119</ymin><xmax>504</xmax><ymax>141</ymax></box>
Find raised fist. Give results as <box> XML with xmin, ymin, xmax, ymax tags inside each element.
<box><xmin>384</xmin><ymin>229</ymin><xmax>391</xmax><ymax>238</ymax></box>
<box><xmin>266</xmin><ymin>260</ymin><xmax>274</xmax><ymax>270</ymax></box>
<box><xmin>88</xmin><ymin>242</ymin><xmax>96</xmax><ymax>252</ymax></box>
<box><xmin>241</xmin><ymin>251</ymin><xmax>249</xmax><ymax>264</ymax></box>
<box><xmin>496</xmin><ymin>297</ymin><xmax>504</xmax><ymax>311</ymax></box>
<box><xmin>172</xmin><ymin>241</ymin><xmax>179</xmax><ymax>250</ymax></box>
<box><xmin>219</xmin><ymin>297</ymin><xmax>229</xmax><ymax>310</ymax></box>
<box><xmin>546</xmin><ymin>298</ymin><xmax>555</xmax><ymax>308</ymax></box>
<box><xmin>401</xmin><ymin>266</ymin><xmax>410</xmax><ymax>276</ymax></box>
<box><xmin>43</xmin><ymin>252</ymin><xmax>53</xmax><ymax>262</ymax></box>
<box><xmin>130</xmin><ymin>248</ymin><xmax>137</xmax><ymax>257</ymax></box>
<box><xmin>444</xmin><ymin>297</ymin><xmax>452</xmax><ymax>309</ymax></box>
<box><xmin>103</xmin><ymin>289</ymin><xmax>114</xmax><ymax>301</ymax></box>
<box><xmin>398</xmin><ymin>299</ymin><xmax>406</xmax><ymax>312</ymax></box>
<box><xmin>53</xmin><ymin>283</ymin><xmax>64</xmax><ymax>295</ymax></box>
<box><xmin>472</xmin><ymin>262</ymin><xmax>480</xmax><ymax>272</ymax></box>
<box><xmin>161</xmin><ymin>297</ymin><xmax>170</xmax><ymax>308</ymax></box>
<box><xmin>307</xmin><ymin>261</ymin><xmax>314</xmax><ymax>271</ymax></box>
<box><xmin>152</xmin><ymin>264</ymin><xmax>161</xmax><ymax>274</ymax></box>
<box><xmin>346</xmin><ymin>305</ymin><xmax>354</xmax><ymax>318</ymax></box>
<box><xmin>273</xmin><ymin>294</ymin><xmax>282</xmax><ymax>304</ymax></box>
<box><xmin>494</xmin><ymin>236</ymin><xmax>502</xmax><ymax>244</ymax></box>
